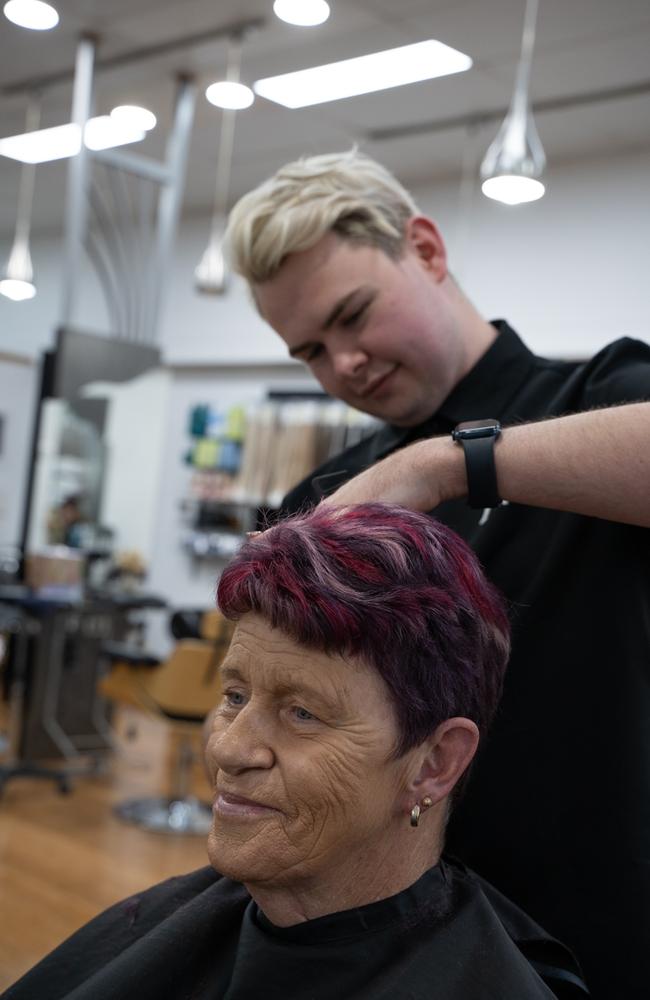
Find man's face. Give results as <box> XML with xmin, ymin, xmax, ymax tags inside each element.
<box><xmin>254</xmin><ymin>228</ymin><xmax>468</xmax><ymax>427</ymax></box>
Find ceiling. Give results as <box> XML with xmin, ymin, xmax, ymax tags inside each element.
<box><xmin>1</xmin><ymin>0</ymin><xmax>649</xmax><ymax>238</ymax></box>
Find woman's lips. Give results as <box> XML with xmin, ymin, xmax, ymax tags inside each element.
<box><xmin>213</xmin><ymin>792</ymin><xmax>280</xmax><ymax>819</ymax></box>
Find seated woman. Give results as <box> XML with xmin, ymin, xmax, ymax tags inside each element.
<box><xmin>4</xmin><ymin>504</ymin><xmax>587</xmax><ymax>1000</ymax></box>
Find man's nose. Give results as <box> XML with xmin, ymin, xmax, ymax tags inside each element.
<box><xmin>209</xmin><ymin>706</ymin><xmax>274</xmax><ymax>776</ymax></box>
<box><xmin>332</xmin><ymin>346</ymin><xmax>368</xmax><ymax>379</ymax></box>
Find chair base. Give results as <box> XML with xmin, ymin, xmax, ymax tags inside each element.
<box><xmin>115</xmin><ymin>795</ymin><xmax>213</xmax><ymax>835</ymax></box>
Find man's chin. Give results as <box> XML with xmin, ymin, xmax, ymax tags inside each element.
<box><xmin>345</xmin><ymin>388</ymin><xmax>435</xmax><ymax>428</ymax></box>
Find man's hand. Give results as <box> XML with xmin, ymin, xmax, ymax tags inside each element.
<box><xmin>322</xmin><ymin>437</ymin><xmax>466</xmax><ymax>511</ymax></box>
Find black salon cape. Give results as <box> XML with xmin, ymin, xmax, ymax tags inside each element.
<box><xmin>281</xmin><ymin>323</ymin><xmax>650</xmax><ymax>999</ymax></box>
<box><xmin>3</xmin><ymin>859</ymin><xmax>587</xmax><ymax>1000</ymax></box>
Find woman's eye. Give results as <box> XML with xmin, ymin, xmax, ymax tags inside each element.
<box><xmin>293</xmin><ymin>706</ymin><xmax>317</xmax><ymax>722</ymax></box>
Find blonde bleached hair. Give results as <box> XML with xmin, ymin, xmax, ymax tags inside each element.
<box><xmin>225</xmin><ymin>149</ymin><xmax>420</xmax><ymax>285</ymax></box>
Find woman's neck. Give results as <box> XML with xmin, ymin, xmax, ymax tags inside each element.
<box><xmin>245</xmin><ymin>824</ymin><xmax>443</xmax><ymax>928</ymax></box>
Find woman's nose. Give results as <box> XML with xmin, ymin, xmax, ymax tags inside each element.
<box><xmin>209</xmin><ymin>708</ymin><xmax>274</xmax><ymax>775</ymax></box>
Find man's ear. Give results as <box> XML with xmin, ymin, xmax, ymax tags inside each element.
<box><xmin>407</xmin><ymin>718</ymin><xmax>479</xmax><ymax>808</ymax></box>
<box><xmin>404</xmin><ymin>216</ymin><xmax>448</xmax><ymax>281</ymax></box>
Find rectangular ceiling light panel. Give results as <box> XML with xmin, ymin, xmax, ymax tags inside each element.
<box><xmin>0</xmin><ymin>117</ymin><xmax>145</xmax><ymax>163</ymax></box>
<box><xmin>254</xmin><ymin>39</ymin><xmax>472</xmax><ymax>109</ymax></box>
<box><xmin>0</xmin><ymin>123</ymin><xmax>82</xmax><ymax>163</ymax></box>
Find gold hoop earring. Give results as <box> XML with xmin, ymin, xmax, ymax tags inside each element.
<box><xmin>410</xmin><ymin>803</ymin><xmax>421</xmax><ymax>828</ymax></box>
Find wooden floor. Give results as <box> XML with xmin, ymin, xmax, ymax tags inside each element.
<box><xmin>0</xmin><ymin>706</ymin><xmax>213</xmax><ymax>992</ymax></box>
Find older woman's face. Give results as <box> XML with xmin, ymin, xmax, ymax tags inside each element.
<box><xmin>206</xmin><ymin>613</ymin><xmax>414</xmax><ymax>888</ymax></box>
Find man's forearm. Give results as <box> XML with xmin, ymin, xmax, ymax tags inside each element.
<box><xmin>432</xmin><ymin>402</ymin><xmax>650</xmax><ymax>527</ymax></box>
<box><xmin>325</xmin><ymin>402</ymin><xmax>650</xmax><ymax>528</ymax></box>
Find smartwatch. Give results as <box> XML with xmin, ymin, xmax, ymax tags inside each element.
<box><xmin>451</xmin><ymin>419</ymin><xmax>503</xmax><ymax>510</ymax></box>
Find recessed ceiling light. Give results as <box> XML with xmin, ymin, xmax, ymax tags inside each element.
<box><xmin>273</xmin><ymin>0</ymin><xmax>330</xmax><ymax>27</ymax></box>
<box><xmin>481</xmin><ymin>175</ymin><xmax>545</xmax><ymax>205</ymax></box>
<box><xmin>253</xmin><ymin>39</ymin><xmax>472</xmax><ymax>109</ymax></box>
<box><xmin>110</xmin><ymin>105</ymin><xmax>157</xmax><ymax>132</ymax></box>
<box><xmin>205</xmin><ymin>81</ymin><xmax>255</xmax><ymax>110</ymax></box>
<box><xmin>3</xmin><ymin>0</ymin><xmax>59</xmax><ymax>30</ymax></box>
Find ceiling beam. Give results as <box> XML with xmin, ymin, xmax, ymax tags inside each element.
<box><xmin>366</xmin><ymin>78</ymin><xmax>650</xmax><ymax>142</ymax></box>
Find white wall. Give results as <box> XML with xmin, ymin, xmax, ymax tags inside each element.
<box><xmin>437</xmin><ymin>152</ymin><xmax>650</xmax><ymax>359</ymax></box>
<box><xmin>0</xmin><ymin>251</ymin><xmax>110</xmax><ymax>362</ymax></box>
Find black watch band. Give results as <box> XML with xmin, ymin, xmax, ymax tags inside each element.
<box><xmin>451</xmin><ymin>420</ymin><xmax>502</xmax><ymax>510</ymax></box>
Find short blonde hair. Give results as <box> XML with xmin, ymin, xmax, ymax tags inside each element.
<box><xmin>225</xmin><ymin>149</ymin><xmax>419</xmax><ymax>285</ymax></box>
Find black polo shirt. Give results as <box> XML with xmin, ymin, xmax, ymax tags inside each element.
<box><xmin>281</xmin><ymin>321</ymin><xmax>650</xmax><ymax>1000</ymax></box>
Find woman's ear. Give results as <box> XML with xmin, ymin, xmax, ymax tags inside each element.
<box><xmin>408</xmin><ymin>718</ymin><xmax>479</xmax><ymax>808</ymax></box>
<box><xmin>404</xmin><ymin>216</ymin><xmax>448</xmax><ymax>281</ymax></box>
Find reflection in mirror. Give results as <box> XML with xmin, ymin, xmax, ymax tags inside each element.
<box><xmin>21</xmin><ymin>329</ymin><xmax>161</xmax><ymax>594</ymax></box>
<box><xmin>28</xmin><ymin>398</ymin><xmax>105</xmax><ymax>552</ymax></box>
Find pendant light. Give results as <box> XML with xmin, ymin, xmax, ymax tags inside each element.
<box><xmin>480</xmin><ymin>0</ymin><xmax>546</xmax><ymax>205</ymax></box>
<box><xmin>196</xmin><ymin>36</ymin><xmax>248</xmax><ymax>294</ymax></box>
<box><xmin>0</xmin><ymin>99</ymin><xmax>40</xmax><ymax>301</ymax></box>
<box><xmin>3</xmin><ymin>0</ymin><xmax>59</xmax><ymax>31</ymax></box>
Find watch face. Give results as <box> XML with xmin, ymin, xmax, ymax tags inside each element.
<box><xmin>452</xmin><ymin>419</ymin><xmax>501</xmax><ymax>441</ymax></box>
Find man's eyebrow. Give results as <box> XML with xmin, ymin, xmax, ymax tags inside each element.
<box><xmin>321</xmin><ymin>287</ymin><xmax>365</xmax><ymax>331</ymax></box>
<box><xmin>288</xmin><ymin>287</ymin><xmax>369</xmax><ymax>358</ymax></box>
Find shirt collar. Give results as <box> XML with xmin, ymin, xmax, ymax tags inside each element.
<box><xmin>252</xmin><ymin>860</ymin><xmax>452</xmax><ymax>944</ymax></box>
<box><xmin>372</xmin><ymin>320</ymin><xmax>536</xmax><ymax>458</ymax></box>
<box><xmin>437</xmin><ymin>320</ymin><xmax>536</xmax><ymax>424</ymax></box>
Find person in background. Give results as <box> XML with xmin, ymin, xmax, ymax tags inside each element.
<box><xmin>46</xmin><ymin>494</ymin><xmax>85</xmax><ymax>548</ymax></box>
<box><xmin>2</xmin><ymin>504</ymin><xmax>587</xmax><ymax>999</ymax></box>
<box><xmin>224</xmin><ymin>149</ymin><xmax>650</xmax><ymax>998</ymax></box>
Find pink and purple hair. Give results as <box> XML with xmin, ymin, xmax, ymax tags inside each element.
<box><xmin>217</xmin><ymin>503</ymin><xmax>510</xmax><ymax>756</ymax></box>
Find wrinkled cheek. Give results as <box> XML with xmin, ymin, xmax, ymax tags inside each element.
<box><xmin>258</xmin><ymin>793</ymin><xmax>313</xmax><ymax>851</ymax></box>
<box><xmin>313</xmin><ymin>750</ymin><xmax>369</xmax><ymax>809</ymax></box>
<box><xmin>293</xmin><ymin>779</ymin><xmax>359</xmax><ymax>852</ymax></box>
<box><xmin>210</xmin><ymin>807</ymin><xmax>311</xmax><ymax>854</ymax></box>
<box><xmin>269</xmin><ymin>806</ymin><xmax>353</xmax><ymax>880</ymax></box>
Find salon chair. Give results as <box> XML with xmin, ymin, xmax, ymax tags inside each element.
<box><xmin>98</xmin><ymin>609</ymin><xmax>233</xmax><ymax>835</ymax></box>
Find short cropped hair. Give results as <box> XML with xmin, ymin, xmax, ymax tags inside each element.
<box><xmin>217</xmin><ymin>503</ymin><xmax>510</xmax><ymax>757</ymax></box>
<box><xmin>225</xmin><ymin>149</ymin><xmax>419</xmax><ymax>285</ymax></box>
